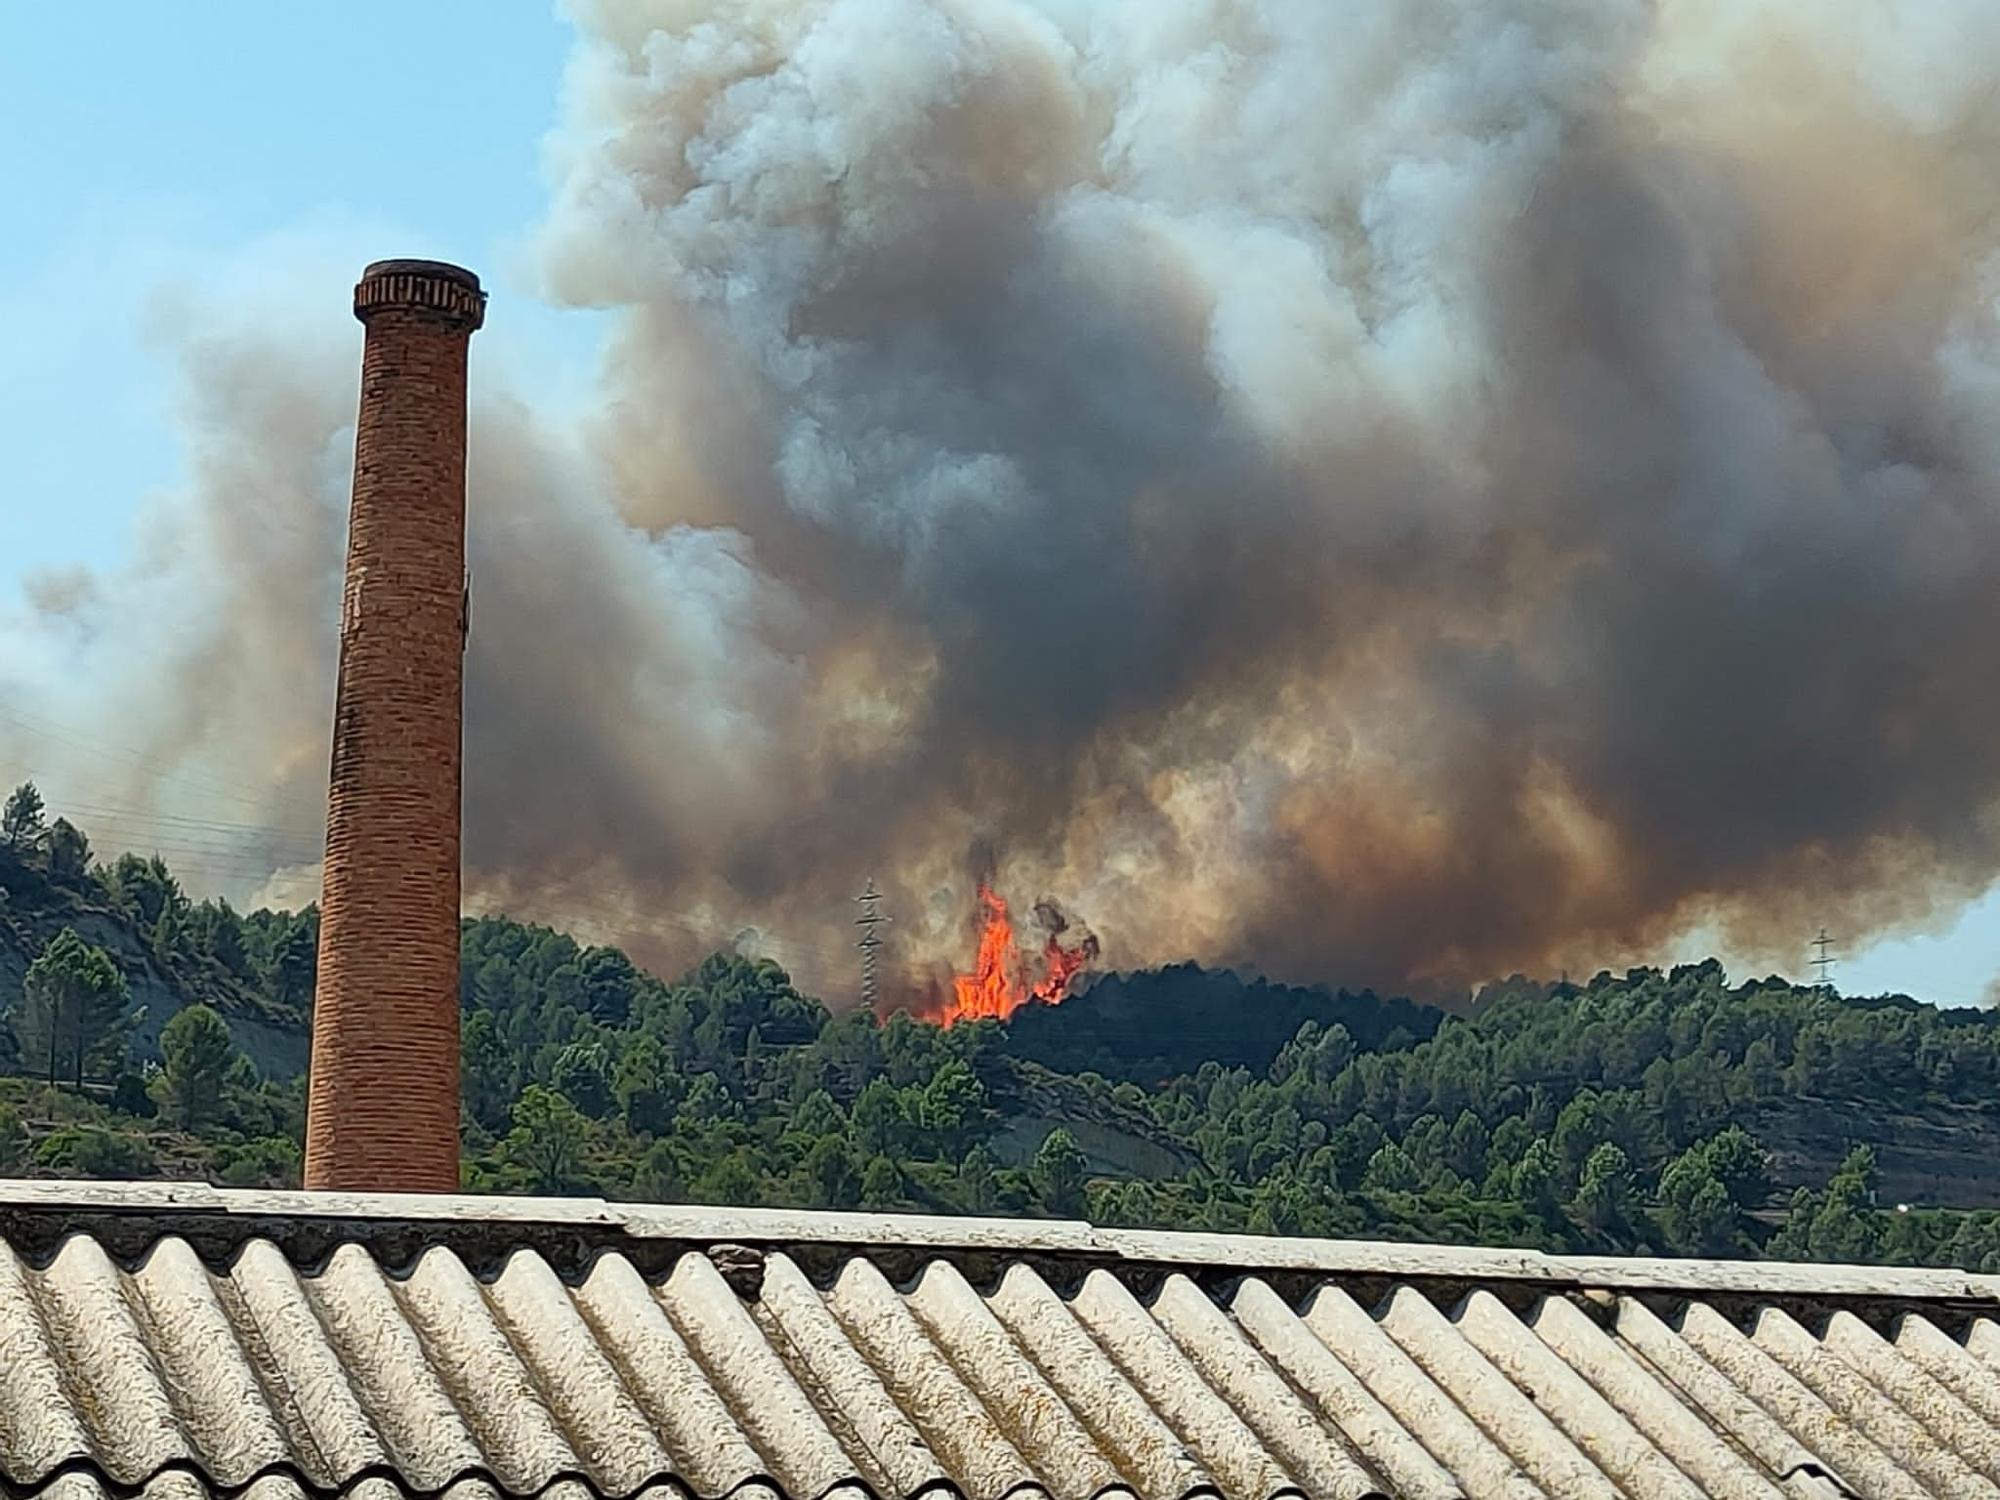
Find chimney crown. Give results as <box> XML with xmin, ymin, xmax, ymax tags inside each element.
<box><xmin>354</xmin><ymin>259</ymin><xmax>486</xmax><ymax>331</ymax></box>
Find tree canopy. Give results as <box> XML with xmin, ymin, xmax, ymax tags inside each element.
<box><xmin>18</xmin><ymin>927</ymin><xmax>130</xmax><ymax>1088</ymax></box>
<box><xmin>4</xmin><ymin>787</ymin><xmax>2000</xmax><ymax>1272</ymax></box>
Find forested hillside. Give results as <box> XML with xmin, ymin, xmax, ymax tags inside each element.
<box><xmin>6</xmin><ymin>781</ymin><xmax>2000</xmax><ymax>1271</ymax></box>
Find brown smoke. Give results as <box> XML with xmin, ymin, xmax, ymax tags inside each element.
<box><xmin>9</xmin><ymin>0</ymin><xmax>2000</xmax><ymax>1001</ymax></box>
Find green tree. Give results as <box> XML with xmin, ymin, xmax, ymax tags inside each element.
<box><xmin>960</xmin><ymin>1144</ymin><xmax>998</xmax><ymax>1213</ymax></box>
<box><xmin>270</xmin><ymin>918</ymin><xmax>318</xmax><ymax>1008</ymax></box>
<box><xmin>629</xmin><ymin>1139</ymin><xmax>684</xmax><ymax>1202</ymax></box>
<box><xmin>693</xmin><ymin>1152</ymin><xmax>761</xmax><ymax>1206</ymax></box>
<box><xmin>681</xmin><ymin>1071</ymin><xmax>735</xmax><ymax>1123</ymax></box>
<box><xmin>461</xmin><ymin>1010</ymin><xmax>513</xmax><ymax>1132</ymax></box>
<box><xmin>1249</xmin><ymin>1172</ymin><xmax>1315</xmax><ymax>1235</ymax></box>
<box><xmin>1</xmin><ymin>782</ymin><xmax>47</xmax><ymax>855</ymax></box>
<box><xmin>1033</xmin><ymin>1127</ymin><xmax>1088</xmax><ymax>1216</ymax></box>
<box><xmin>1512</xmin><ymin>1139</ymin><xmax>1562</xmax><ymax>1219</ymax></box>
<box><xmin>185</xmin><ymin>899</ymin><xmax>248</xmax><ymax>974</ymax></box>
<box><xmin>810</xmin><ymin>1010</ymin><xmax>884</xmax><ymax>1100</ymax></box>
<box><xmin>805</xmin><ymin>1137</ymin><xmax>860</xmax><ymax>1208</ymax></box>
<box><xmin>1447</xmin><ymin>1110</ymin><xmax>1491</xmax><ymax>1182</ymax></box>
<box><xmin>853</xmin><ymin>1077</ymin><xmax>907</xmax><ymax>1156</ymax></box>
<box><xmin>1659</xmin><ymin>1153</ymin><xmax>1737</xmax><ymax>1256</ymax></box>
<box><xmin>552</xmin><ymin>1039</ymin><xmax>615</xmax><ymax>1119</ymax></box>
<box><xmin>1765</xmin><ymin>1186</ymin><xmax>1813</xmax><ymax>1255</ymax></box>
<box><xmin>0</xmin><ymin>1105</ymin><xmax>26</xmax><ymax>1173</ymax></box>
<box><xmin>1402</xmin><ymin>1115</ymin><xmax>1448</xmax><ymax>1175</ymax></box>
<box><xmin>786</xmin><ymin>1089</ymin><xmax>846</xmax><ymax>1142</ymax></box>
<box><xmin>503</xmin><ymin>1086</ymin><xmax>590</xmax><ymax>1194</ymax></box>
<box><xmin>215</xmin><ymin>1136</ymin><xmax>301</xmax><ymax>1189</ymax></box>
<box><xmin>103</xmin><ymin>853</ymin><xmax>186</xmax><ymax>928</ymax></box>
<box><xmin>35</xmin><ymin>1124</ymin><xmax>155</xmax><ymax>1178</ymax></box>
<box><xmin>1099</xmin><ymin>1179</ymin><xmax>1156</xmax><ymax>1227</ymax></box>
<box><xmin>914</xmin><ymin>1059</ymin><xmax>987</xmax><ymax>1155</ymax></box>
<box><xmin>1552</xmin><ymin>1091</ymin><xmax>1614</xmax><ymax>1186</ymax></box>
<box><xmin>1570</xmin><ymin>1143</ymin><xmax>1634</xmax><ymax>1237</ymax></box>
<box><xmin>861</xmin><ymin>1154</ymin><xmax>904</xmax><ymax>1209</ymax></box>
<box><xmin>43</xmin><ymin>818</ymin><xmax>91</xmax><ymax>885</ymax></box>
<box><xmin>614</xmin><ymin>1031</ymin><xmax>679</xmax><ymax>1136</ymax></box>
<box><xmin>1699</xmin><ymin>1126</ymin><xmax>1773</xmax><ymax>1213</ymax></box>
<box><xmin>154</xmin><ymin>1004</ymin><xmax>236</xmax><ymax>1128</ymax></box>
<box><xmin>1805</xmin><ymin>1147</ymin><xmax>1884</xmax><ymax>1262</ymax></box>
<box><xmin>1329</xmin><ymin>1115</ymin><xmax>1384</xmax><ymax>1186</ymax></box>
<box><xmin>1364</xmin><ymin>1142</ymin><xmax>1420</xmax><ymax>1194</ymax></box>
<box><xmin>20</xmin><ymin>929</ymin><xmax>130</xmax><ymax>1088</ymax></box>
<box><xmin>578</xmin><ymin>947</ymin><xmax>640</xmax><ymax>1027</ymax></box>
<box><xmin>110</xmin><ymin>1072</ymin><xmax>156</xmax><ymax>1119</ymax></box>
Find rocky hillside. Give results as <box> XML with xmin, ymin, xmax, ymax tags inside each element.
<box><xmin>0</xmin><ymin>865</ymin><xmax>306</xmax><ymax>1079</ymax></box>
<box><xmin>1750</xmin><ymin>1096</ymin><xmax>2000</xmax><ymax>1212</ymax></box>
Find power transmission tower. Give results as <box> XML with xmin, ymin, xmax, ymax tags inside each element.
<box><xmin>1811</xmin><ymin>927</ymin><xmax>1837</xmax><ymax>993</ymax></box>
<box><xmin>855</xmin><ymin>879</ymin><xmax>889</xmax><ymax>1009</ymax></box>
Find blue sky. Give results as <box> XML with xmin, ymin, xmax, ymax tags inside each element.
<box><xmin>1</xmin><ymin>3</ymin><xmax>1993</xmax><ymax>1006</ymax></box>
<box><xmin>0</xmin><ymin>2</ymin><xmax>596</xmax><ymax>589</ymax></box>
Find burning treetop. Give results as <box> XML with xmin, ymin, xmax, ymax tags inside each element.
<box><xmin>940</xmin><ymin>881</ymin><xmax>1099</xmax><ymax>1026</ymax></box>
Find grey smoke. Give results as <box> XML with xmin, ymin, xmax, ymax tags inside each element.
<box><xmin>8</xmin><ymin>0</ymin><xmax>2000</xmax><ymax>1001</ymax></box>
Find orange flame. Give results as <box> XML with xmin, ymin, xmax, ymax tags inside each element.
<box><xmin>938</xmin><ymin>880</ymin><xmax>1097</xmax><ymax>1025</ymax></box>
<box><xmin>947</xmin><ymin>882</ymin><xmax>1021</xmax><ymax>1023</ymax></box>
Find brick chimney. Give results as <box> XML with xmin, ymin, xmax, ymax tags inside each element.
<box><xmin>304</xmin><ymin>260</ymin><xmax>484</xmax><ymax>1193</ymax></box>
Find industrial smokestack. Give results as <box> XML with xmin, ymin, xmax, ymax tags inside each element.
<box><xmin>303</xmin><ymin>260</ymin><xmax>484</xmax><ymax>1193</ymax></box>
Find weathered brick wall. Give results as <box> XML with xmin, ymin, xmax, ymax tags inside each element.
<box><xmin>304</xmin><ymin>261</ymin><xmax>483</xmax><ymax>1193</ymax></box>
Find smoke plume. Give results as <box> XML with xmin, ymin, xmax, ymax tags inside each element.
<box><xmin>9</xmin><ymin>0</ymin><xmax>2000</xmax><ymax>1001</ymax></box>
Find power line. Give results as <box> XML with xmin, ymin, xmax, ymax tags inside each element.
<box><xmin>0</xmin><ymin>705</ymin><xmax>280</xmax><ymax>812</ymax></box>
<box><xmin>61</xmin><ymin>802</ymin><xmax>321</xmax><ymax>841</ymax></box>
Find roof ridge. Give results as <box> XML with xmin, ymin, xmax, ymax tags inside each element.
<box><xmin>1</xmin><ymin>1178</ymin><xmax>1996</xmax><ymax>1302</ymax></box>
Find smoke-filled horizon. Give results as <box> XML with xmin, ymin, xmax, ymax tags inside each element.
<box><xmin>8</xmin><ymin>0</ymin><xmax>2000</xmax><ymax>1004</ymax></box>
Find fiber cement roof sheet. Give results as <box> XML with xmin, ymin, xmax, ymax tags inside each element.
<box><xmin>0</xmin><ymin>1182</ymin><xmax>1993</xmax><ymax>1500</ymax></box>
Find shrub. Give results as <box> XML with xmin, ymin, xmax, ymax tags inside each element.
<box><xmin>35</xmin><ymin>1125</ymin><xmax>156</xmax><ymax>1179</ymax></box>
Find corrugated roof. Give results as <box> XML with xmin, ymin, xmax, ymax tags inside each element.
<box><xmin>2</xmin><ymin>1183</ymin><xmax>1998</xmax><ymax>1499</ymax></box>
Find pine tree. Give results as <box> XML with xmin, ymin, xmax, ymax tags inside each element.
<box><xmin>0</xmin><ymin>1105</ymin><xmax>26</xmax><ymax>1173</ymax></box>
<box><xmin>154</xmin><ymin>1005</ymin><xmax>237</xmax><ymax>1128</ymax></box>
<box><xmin>1032</xmin><ymin>1128</ymin><xmax>1088</xmax><ymax>1216</ymax></box>
<box><xmin>20</xmin><ymin>929</ymin><xmax>129</xmax><ymax>1088</ymax></box>
<box><xmin>43</xmin><ymin>818</ymin><xmax>91</xmax><ymax>885</ymax></box>
<box><xmin>1</xmin><ymin>783</ymin><xmax>47</xmax><ymax>856</ymax></box>
<box><xmin>504</xmin><ymin>1086</ymin><xmax>588</xmax><ymax>1193</ymax></box>
<box><xmin>271</xmin><ymin>920</ymin><xmax>317</xmax><ymax>1008</ymax></box>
